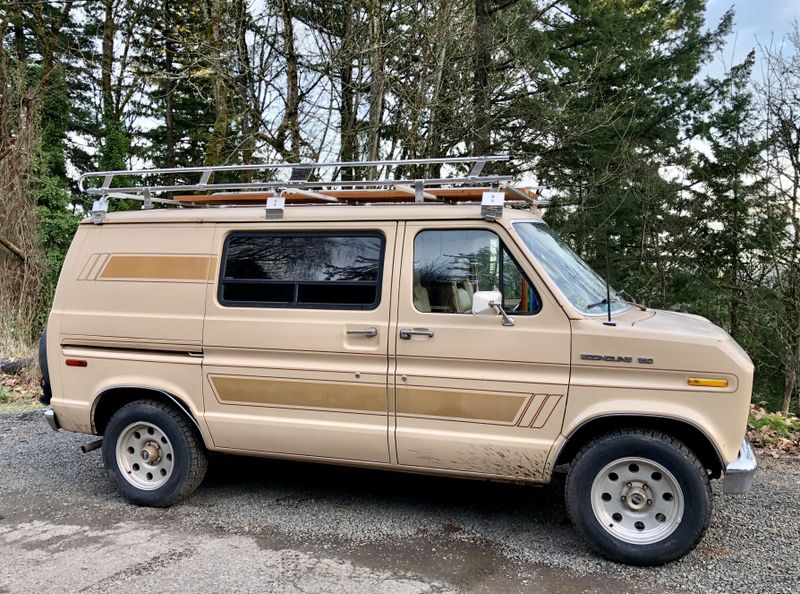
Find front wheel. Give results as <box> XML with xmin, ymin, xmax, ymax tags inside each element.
<box><xmin>102</xmin><ymin>399</ymin><xmax>207</xmax><ymax>507</ymax></box>
<box><xmin>566</xmin><ymin>429</ymin><xmax>712</xmax><ymax>565</ymax></box>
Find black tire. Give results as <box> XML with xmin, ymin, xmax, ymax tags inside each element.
<box><xmin>102</xmin><ymin>399</ymin><xmax>207</xmax><ymax>507</ymax></box>
<box><xmin>565</xmin><ymin>429</ymin><xmax>712</xmax><ymax>566</ymax></box>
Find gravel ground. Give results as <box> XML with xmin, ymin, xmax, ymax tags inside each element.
<box><xmin>0</xmin><ymin>410</ymin><xmax>798</xmax><ymax>593</ymax></box>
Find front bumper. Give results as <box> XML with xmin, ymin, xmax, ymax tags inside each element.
<box><xmin>43</xmin><ymin>408</ymin><xmax>60</xmax><ymax>432</ymax></box>
<box><xmin>723</xmin><ymin>438</ymin><xmax>757</xmax><ymax>494</ymax></box>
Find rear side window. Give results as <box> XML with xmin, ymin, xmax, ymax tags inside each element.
<box><xmin>220</xmin><ymin>232</ymin><xmax>385</xmax><ymax>309</ymax></box>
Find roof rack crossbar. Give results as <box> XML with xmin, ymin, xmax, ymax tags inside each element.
<box><xmin>78</xmin><ymin>155</ymin><xmax>512</xmax><ymax>196</ymax></box>
<box><xmin>81</xmin><ymin>175</ymin><xmax>513</xmax><ymax>196</ymax></box>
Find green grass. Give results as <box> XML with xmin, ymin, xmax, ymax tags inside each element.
<box><xmin>749</xmin><ymin>409</ymin><xmax>800</xmax><ymax>439</ymax></box>
<box><xmin>0</xmin><ymin>385</ymin><xmax>10</xmax><ymax>404</ymax></box>
<box><xmin>0</xmin><ymin>401</ymin><xmax>43</xmax><ymax>413</ymax></box>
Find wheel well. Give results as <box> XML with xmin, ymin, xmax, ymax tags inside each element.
<box><xmin>92</xmin><ymin>387</ymin><xmax>203</xmax><ymax>442</ymax></box>
<box><xmin>555</xmin><ymin>416</ymin><xmax>724</xmax><ymax>478</ymax></box>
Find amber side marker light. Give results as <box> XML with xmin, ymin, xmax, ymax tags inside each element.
<box><xmin>687</xmin><ymin>377</ymin><xmax>728</xmax><ymax>388</ymax></box>
<box><xmin>65</xmin><ymin>359</ymin><xmax>88</xmax><ymax>367</ymax></box>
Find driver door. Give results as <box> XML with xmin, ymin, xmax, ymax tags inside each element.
<box><xmin>392</xmin><ymin>221</ymin><xmax>571</xmax><ymax>480</ymax></box>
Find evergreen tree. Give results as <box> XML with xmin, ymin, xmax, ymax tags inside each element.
<box><xmin>509</xmin><ymin>1</ymin><xmax>734</xmax><ymax>301</ymax></box>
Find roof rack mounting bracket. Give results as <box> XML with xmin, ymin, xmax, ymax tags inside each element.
<box><xmin>414</xmin><ymin>181</ymin><xmax>424</xmax><ymax>202</ymax></box>
<box><xmin>265</xmin><ymin>196</ymin><xmax>286</xmax><ymax>220</ymax></box>
<box><xmin>91</xmin><ymin>196</ymin><xmax>110</xmax><ymax>225</ymax></box>
<box><xmin>481</xmin><ymin>191</ymin><xmax>505</xmax><ymax>221</ymax></box>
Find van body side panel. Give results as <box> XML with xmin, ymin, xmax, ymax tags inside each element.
<box><xmin>201</xmin><ymin>222</ymin><xmax>397</xmax><ymax>462</ymax></box>
<box><xmin>49</xmin><ymin>223</ymin><xmax>215</xmax><ymax>434</ymax></box>
<box><xmin>58</xmin><ymin>224</ymin><xmax>216</xmax><ymax>347</ymax></box>
<box><xmin>46</xmin><ymin>225</ymin><xmax>91</xmax><ymax>433</ymax></box>
<box><xmin>567</xmin><ymin>317</ymin><xmax>754</xmax><ymax>464</ymax></box>
<box><xmin>392</xmin><ymin>221</ymin><xmax>572</xmax><ymax>482</ymax></box>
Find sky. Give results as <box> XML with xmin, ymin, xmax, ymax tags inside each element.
<box><xmin>703</xmin><ymin>0</ymin><xmax>798</xmax><ymax>79</ymax></box>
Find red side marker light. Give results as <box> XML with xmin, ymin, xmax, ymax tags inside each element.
<box><xmin>65</xmin><ymin>359</ymin><xmax>88</xmax><ymax>367</ymax></box>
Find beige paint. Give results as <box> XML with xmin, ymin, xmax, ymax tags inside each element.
<box><xmin>46</xmin><ymin>203</ymin><xmax>754</xmax><ymax>485</ymax></box>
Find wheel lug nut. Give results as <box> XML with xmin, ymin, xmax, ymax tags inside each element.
<box><xmin>647</xmin><ymin>499</ymin><xmax>653</xmax><ymax>505</ymax></box>
<box><xmin>627</xmin><ymin>482</ymin><xmax>632</xmax><ymax>487</ymax></box>
<box><xmin>621</xmin><ymin>495</ymin><xmax>626</xmax><ymax>501</ymax></box>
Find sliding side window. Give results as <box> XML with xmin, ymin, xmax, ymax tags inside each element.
<box><xmin>220</xmin><ymin>232</ymin><xmax>385</xmax><ymax>309</ymax></box>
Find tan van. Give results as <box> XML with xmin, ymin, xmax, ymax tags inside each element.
<box><xmin>41</xmin><ymin>156</ymin><xmax>756</xmax><ymax>565</ymax></box>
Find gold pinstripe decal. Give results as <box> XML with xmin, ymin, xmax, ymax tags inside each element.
<box><xmin>397</xmin><ymin>386</ymin><xmax>527</xmax><ymax>424</ymax></box>
<box><xmin>210</xmin><ymin>375</ymin><xmax>387</xmax><ymax>413</ymax></box>
<box><xmin>98</xmin><ymin>254</ymin><xmax>212</xmax><ymax>281</ymax></box>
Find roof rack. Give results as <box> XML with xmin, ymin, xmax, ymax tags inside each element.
<box><xmin>79</xmin><ymin>155</ymin><xmax>541</xmax><ymax>223</ymax></box>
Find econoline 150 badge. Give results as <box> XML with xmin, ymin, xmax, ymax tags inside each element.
<box><xmin>580</xmin><ymin>354</ymin><xmax>654</xmax><ymax>365</ymax></box>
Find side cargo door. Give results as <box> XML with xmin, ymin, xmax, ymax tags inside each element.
<box><xmin>202</xmin><ymin>221</ymin><xmax>398</xmax><ymax>463</ymax></box>
<box><xmin>392</xmin><ymin>221</ymin><xmax>571</xmax><ymax>480</ymax></box>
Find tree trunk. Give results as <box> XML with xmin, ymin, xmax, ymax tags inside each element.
<box><xmin>101</xmin><ymin>0</ymin><xmax>114</xmax><ymax>124</ymax></box>
<box><xmin>730</xmin><ymin>188</ymin><xmax>740</xmax><ymax>339</ymax></box>
<box><xmin>164</xmin><ymin>1</ymin><xmax>176</xmax><ymax>168</ymax></box>
<box><xmin>235</xmin><ymin>0</ymin><xmax>255</xmax><ymax>179</ymax></box>
<box><xmin>203</xmin><ymin>0</ymin><xmax>230</xmax><ymax>167</ymax></box>
<box><xmin>13</xmin><ymin>9</ymin><xmax>25</xmax><ymax>61</ymax></box>
<box><xmin>784</xmin><ymin>170</ymin><xmax>800</xmax><ymax>415</ymax></box>
<box><xmin>340</xmin><ymin>63</ymin><xmax>356</xmax><ymax>179</ymax></box>
<box><xmin>366</xmin><ymin>0</ymin><xmax>384</xmax><ymax>170</ymax></box>
<box><xmin>783</xmin><ymin>365</ymin><xmax>796</xmax><ymax>415</ymax></box>
<box><xmin>280</xmin><ymin>0</ymin><xmax>301</xmax><ymax>162</ymax></box>
<box><xmin>424</xmin><ymin>0</ymin><xmax>455</xmax><ymax>176</ymax></box>
<box><xmin>472</xmin><ymin>0</ymin><xmax>491</xmax><ymax>156</ymax></box>
<box><xmin>338</xmin><ymin>4</ymin><xmax>357</xmax><ymax>180</ymax></box>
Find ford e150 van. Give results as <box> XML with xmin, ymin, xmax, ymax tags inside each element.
<box><xmin>40</xmin><ymin>156</ymin><xmax>756</xmax><ymax>565</ymax></box>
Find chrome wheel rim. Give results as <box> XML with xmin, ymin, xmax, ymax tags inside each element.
<box><xmin>115</xmin><ymin>421</ymin><xmax>174</xmax><ymax>490</ymax></box>
<box><xmin>590</xmin><ymin>457</ymin><xmax>684</xmax><ymax>545</ymax></box>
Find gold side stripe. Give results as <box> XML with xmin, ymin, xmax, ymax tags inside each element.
<box><xmin>531</xmin><ymin>394</ymin><xmax>562</xmax><ymax>428</ymax></box>
<box><xmin>99</xmin><ymin>255</ymin><xmax>212</xmax><ymax>281</ymax></box>
<box><xmin>517</xmin><ymin>393</ymin><xmax>547</xmax><ymax>426</ymax></box>
<box><xmin>210</xmin><ymin>375</ymin><xmax>387</xmax><ymax>413</ymax></box>
<box><xmin>397</xmin><ymin>387</ymin><xmax>526</xmax><ymax>423</ymax></box>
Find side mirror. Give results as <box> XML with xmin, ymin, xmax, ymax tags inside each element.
<box><xmin>472</xmin><ymin>290</ymin><xmax>503</xmax><ymax>316</ymax></box>
<box><xmin>471</xmin><ymin>290</ymin><xmax>516</xmax><ymax>326</ymax></box>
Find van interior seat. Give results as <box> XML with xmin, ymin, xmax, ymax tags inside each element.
<box><xmin>413</xmin><ymin>280</ymin><xmax>432</xmax><ymax>312</ymax></box>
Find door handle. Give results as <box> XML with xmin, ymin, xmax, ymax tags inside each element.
<box><xmin>399</xmin><ymin>328</ymin><xmax>434</xmax><ymax>340</ymax></box>
<box><xmin>346</xmin><ymin>327</ymin><xmax>378</xmax><ymax>338</ymax></box>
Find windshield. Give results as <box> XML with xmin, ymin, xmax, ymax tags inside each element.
<box><xmin>513</xmin><ymin>222</ymin><xmax>630</xmax><ymax>316</ymax></box>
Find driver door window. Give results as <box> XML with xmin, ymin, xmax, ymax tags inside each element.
<box><xmin>412</xmin><ymin>229</ymin><xmax>540</xmax><ymax>314</ymax></box>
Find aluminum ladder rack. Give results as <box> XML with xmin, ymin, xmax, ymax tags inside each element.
<box><xmin>78</xmin><ymin>155</ymin><xmax>541</xmax><ymax>223</ymax></box>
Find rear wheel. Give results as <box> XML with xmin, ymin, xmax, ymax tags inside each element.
<box><xmin>566</xmin><ymin>429</ymin><xmax>711</xmax><ymax>565</ymax></box>
<box><xmin>102</xmin><ymin>399</ymin><xmax>207</xmax><ymax>507</ymax></box>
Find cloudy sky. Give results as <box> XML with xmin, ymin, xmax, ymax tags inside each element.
<box><xmin>704</xmin><ymin>0</ymin><xmax>798</xmax><ymax>78</ymax></box>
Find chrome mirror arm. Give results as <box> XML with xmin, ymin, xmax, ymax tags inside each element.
<box><xmin>489</xmin><ymin>300</ymin><xmax>516</xmax><ymax>327</ymax></box>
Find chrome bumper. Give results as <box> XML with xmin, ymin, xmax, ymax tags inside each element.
<box><xmin>723</xmin><ymin>438</ymin><xmax>757</xmax><ymax>494</ymax></box>
<box><xmin>43</xmin><ymin>408</ymin><xmax>60</xmax><ymax>432</ymax></box>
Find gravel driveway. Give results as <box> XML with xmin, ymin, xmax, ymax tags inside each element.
<box><xmin>0</xmin><ymin>410</ymin><xmax>797</xmax><ymax>594</ymax></box>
